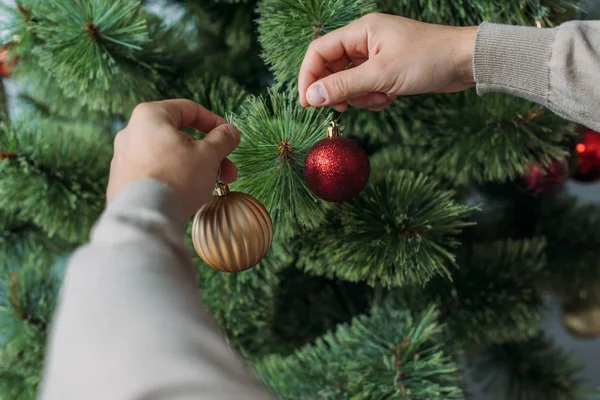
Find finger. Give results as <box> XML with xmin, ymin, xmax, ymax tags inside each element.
<box><xmin>219</xmin><ymin>158</ymin><xmax>238</xmax><ymax>183</ymax></box>
<box><xmin>369</xmin><ymin>104</ymin><xmax>391</xmax><ymax>112</ymax></box>
<box><xmin>347</xmin><ymin>92</ymin><xmax>391</xmax><ymax>109</ymax></box>
<box><xmin>325</xmin><ymin>54</ymin><xmax>352</xmax><ymax>74</ymax></box>
<box><xmin>298</xmin><ymin>24</ymin><xmax>368</xmax><ymax>107</ymax></box>
<box><xmin>198</xmin><ymin>123</ymin><xmax>241</xmax><ymax>164</ymax></box>
<box><xmin>333</xmin><ymin>102</ymin><xmax>348</xmax><ymax>112</ymax></box>
<box><xmin>305</xmin><ymin>60</ymin><xmax>384</xmax><ymax>107</ymax></box>
<box><xmin>133</xmin><ymin>99</ymin><xmax>227</xmax><ymax>133</ymax></box>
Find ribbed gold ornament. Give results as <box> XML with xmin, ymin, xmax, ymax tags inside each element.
<box><xmin>191</xmin><ymin>183</ymin><xmax>273</xmax><ymax>272</ymax></box>
<box><xmin>561</xmin><ymin>295</ymin><xmax>600</xmax><ymax>339</ymax></box>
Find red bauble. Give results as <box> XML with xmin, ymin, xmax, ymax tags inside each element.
<box><xmin>523</xmin><ymin>158</ymin><xmax>568</xmax><ymax>194</ymax></box>
<box><xmin>0</xmin><ymin>47</ymin><xmax>18</xmax><ymax>78</ymax></box>
<box><xmin>572</xmin><ymin>129</ymin><xmax>600</xmax><ymax>182</ymax></box>
<box><xmin>304</xmin><ymin>122</ymin><xmax>370</xmax><ymax>202</ymax></box>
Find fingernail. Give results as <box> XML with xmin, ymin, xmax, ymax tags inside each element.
<box><xmin>307</xmin><ymin>84</ymin><xmax>326</xmax><ymax>105</ymax></box>
<box><xmin>225</xmin><ymin>124</ymin><xmax>240</xmax><ymax>144</ymax></box>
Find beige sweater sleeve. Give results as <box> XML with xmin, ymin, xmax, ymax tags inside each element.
<box><xmin>38</xmin><ymin>179</ymin><xmax>273</xmax><ymax>400</ymax></box>
<box><xmin>474</xmin><ymin>20</ymin><xmax>600</xmax><ymax>131</ymax></box>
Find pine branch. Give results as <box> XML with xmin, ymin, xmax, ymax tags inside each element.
<box><xmin>341</xmin><ymin>101</ymin><xmax>412</xmax><ymax>150</ymax></box>
<box><xmin>378</xmin><ymin>0</ymin><xmax>580</xmax><ymax>27</ymax></box>
<box><xmin>183</xmin><ymin>73</ymin><xmax>249</xmax><ymax>129</ymax></box>
<box><xmin>257</xmin><ymin>0</ymin><xmax>376</xmax><ymax>87</ymax></box>
<box><xmin>12</xmin><ymin>54</ymin><xmax>111</xmax><ymax>123</ymax></box>
<box><xmin>0</xmin><ymin>249</ymin><xmax>62</xmax><ymax>399</ymax></box>
<box><xmin>0</xmin><ymin>117</ymin><xmax>111</xmax><ymax>243</ymax></box>
<box><xmin>26</xmin><ymin>0</ymin><xmax>165</xmax><ymax>113</ymax></box>
<box><xmin>409</xmin><ymin>91</ymin><xmax>575</xmax><ymax>185</ymax></box>
<box><xmin>298</xmin><ymin>170</ymin><xmax>475</xmax><ymax>288</ymax></box>
<box><xmin>535</xmin><ymin>194</ymin><xmax>600</xmax><ymax>290</ymax></box>
<box><xmin>0</xmin><ymin>210</ymin><xmax>70</xmax><ymax>260</ymax></box>
<box><xmin>471</xmin><ymin>334</ymin><xmax>596</xmax><ymax>400</ymax></box>
<box><xmin>256</xmin><ymin>303</ymin><xmax>464</xmax><ymax>399</ymax></box>
<box><xmin>229</xmin><ymin>91</ymin><xmax>334</xmax><ymax>238</ymax></box>
<box><xmin>426</xmin><ymin>238</ymin><xmax>547</xmax><ymax>345</ymax></box>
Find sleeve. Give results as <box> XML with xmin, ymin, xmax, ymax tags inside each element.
<box><xmin>37</xmin><ymin>179</ymin><xmax>274</xmax><ymax>400</ymax></box>
<box><xmin>473</xmin><ymin>20</ymin><xmax>600</xmax><ymax>132</ymax></box>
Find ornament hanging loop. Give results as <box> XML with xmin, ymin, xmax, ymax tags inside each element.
<box><xmin>215</xmin><ymin>182</ymin><xmax>230</xmax><ymax>197</ymax></box>
<box><xmin>214</xmin><ymin>166</ymin><xmax>230</xmax><ymax>196</ymax></box>
<box><xmin>326</xmin><ymin>121</ymin><xmax>342</xmax><ymax>138</ymax></box>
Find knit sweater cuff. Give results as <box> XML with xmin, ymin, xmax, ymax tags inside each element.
<box><xmin>474</xmin><ymin>22</ymin><xmax>557</xmax><ymax>106</ymax></box>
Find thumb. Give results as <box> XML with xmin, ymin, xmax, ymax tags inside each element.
<box><xmin>306</xmin><ymin>61</ymin><xmax>383</xmax><ymax>107</ymax></box>
<box><xmin>199</xmin><ymin>123</ymin><xmax>241</xmax><ymax>162</ymax></box>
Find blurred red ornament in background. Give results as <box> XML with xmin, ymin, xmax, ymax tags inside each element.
<box><xmin>572</xmin><ymin>129</ymin><xmax>600</xmax><ymax>183</ymax></box>
<box><xmin>523</xmin><ymin>158</ymin><xmax>569</xmax><ymax>195</ymax></box>
<box><xmin>0</xmin><ymin>47</ymin><xmax>18</xmax><ymax>78</ymax></box>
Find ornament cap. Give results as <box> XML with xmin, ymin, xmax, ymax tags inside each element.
<box><xmin>215</xmin><ymin>182</ymin><xmax>230</xmax><ymax>197</ymax></box>
<box><xmin>326</xmin><ymin>121</ymin><xmax>342</xmax><ymax>138</ymax></box>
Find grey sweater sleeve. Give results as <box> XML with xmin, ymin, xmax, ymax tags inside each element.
<box><xmin>38</xmin><ymin>179</ymin><xmax>273</xmax><ymax>400</ymax></box>
<box><xmin>474</xmin><ymin>20</ymin><xmax>600</xmax><ymax>131</ymax></box>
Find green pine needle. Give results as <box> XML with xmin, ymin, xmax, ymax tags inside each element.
<box><xmin>299</xmin><ymin>170</ymin><xmax>475</xmax><ymax>288</ymax></box>
<box><xmin>0</xmin><ymin>117</ymin><xmax>111</xmax><ymax>243</ymax></box>
<box><xmin>256</xmin><ymin>303</ymin><xmax>464</xmax><ymax>399</ymax></box>
<box><xmin>0</xmin><ymin>210</ymin><xmax>70</xmax><ymax>260</ymax></box>
<box><xmin>257</xmin><ymin>0</ymin><xmax>376</xmax><ymax>86</ymax></box>
<box><xmin>229</xmin><ymin>91</ymin><xmax>333</xmax><ymax>238</ymax></box>
<box><xmin>378</xmin><ymin>0</ymin><xmax>580</xmax><ymax>26</ymax></box>
<box><xmin>471</xmin><ymin>334</ymin><xmax>596</xmax><ymax>400</ymax></box>
<box><xmin>427</xmin><ymin>238</ymin><xmax>547</xmax><ymax>345</ymax></box>
<box><xmin>184</xmin><ymin>73</ymin><xmax>249</xmax><ymax>124</ymax></box>
<box><xmin>410</xmin><ymin>91</ymin><xmax>574</xmax><ymax>184</ymax></box>
<box><xmin>0</xmin><ymin>250</ymin><xmax>62</xmax><ymax>400</ymax></box>
<box><xmin>536</xmin><ymin>194</ymin><xmax>600</xmax><ymax>290</ymax></box>
<box><xmin>29</xmin><ymin>0</ymin><xmax>162</xmax><ymax>113</ymax></box>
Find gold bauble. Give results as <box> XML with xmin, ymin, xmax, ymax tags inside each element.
<box><xmin>191</xmin><ymin>183</ymin><xmax>273</xmax><ymax>272</ymax></box>
<box><xmin>561</xmin><ymin>296</ymin><xmax>600</xmax><ymax>339</ymax></box>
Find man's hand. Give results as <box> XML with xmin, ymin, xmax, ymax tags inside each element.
<box><xmin>107</xmin><ymin>99</ymin><xmax>240</xmax><ymax>217</ymax></box>
<box><xmin>298</xmin><ymin>13</ymin><xmax>478</xmax><ymax>112</ymax></box>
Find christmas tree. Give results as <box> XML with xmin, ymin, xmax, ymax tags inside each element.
<box><xmin>1</xmin><ymin>0</ymin><xmax>600</xmax><ymax>398</ymax></box>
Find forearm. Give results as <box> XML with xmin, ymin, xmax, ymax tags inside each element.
<box><xmin>39</xmin><ymin>179</ymin><xmax>272</xmax><ymax>400</ymax></box>
<box><xmin>474</xmin><ymin>20</ymin><xmax>600</xmax><ymax>131</ymax></box>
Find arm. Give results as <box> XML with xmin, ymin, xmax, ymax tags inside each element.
<box><xmin>298</xmin><ymin>14</ymin><xmax>600</xmax><ymax>131</ymax></box>
<box><xmin>38</xmin><ymin>101</ymin><xmax>274</xmax><ymax>400</ymax></box>
<box><xmin>475</xmin><ymin>21</ymin><xmax>600</xmax><ymax>131</ymax></box>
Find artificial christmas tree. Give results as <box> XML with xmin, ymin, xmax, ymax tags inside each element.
<box><xmin>1</xmin><ymin>0</ymin><xmax>599</xmax><ymax>399</ymax></box>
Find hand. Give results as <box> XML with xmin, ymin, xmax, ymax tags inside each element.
<box><xmin>107</xmin><ymin>99</ymin><xmax>240</xmax><ymax>218</ymax></box>
<box><xmin>298</xmin><ymin>13</ymin><xmax>478</xmax><ymax>112</ymax></box>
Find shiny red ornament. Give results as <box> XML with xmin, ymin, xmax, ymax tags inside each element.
<box><xmin>304</xmin><ymin>122</ymin><xmax>370</xmax><ymax>202</ymax></box>
<box><xmin>523</xmin><ymin>158</ymin><xmax>568</xmax><ymax>195</ymax></box>
<box><xmin>572</xmin><ymin>128</ymin><xmax>600</xmax><ymax>182</ymax></box>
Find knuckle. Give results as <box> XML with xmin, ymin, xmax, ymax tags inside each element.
<box><xmin>329</xmin><ymin>76</ymin><xmax>350</xmax><ymax>97</ymax></box>
<box><xmin>361</xmin><ymin>12</ymin><xmax>382</xmax><ymax>24</ymax></box>
<box><xmin>131</xmin><ymin>102</ymin><xmax>155</xmax><ymax>118</ymax></box>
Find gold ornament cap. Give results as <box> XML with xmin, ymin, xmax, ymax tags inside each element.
<box><xmin>326</xmin><ymin>121</ymin><xmax>342</xmax><ymax>138</ymax></box>
<box><xmin>191</xmin><ymin>185</ymin><xmax>273</xmax><ymax>273</ymax></box>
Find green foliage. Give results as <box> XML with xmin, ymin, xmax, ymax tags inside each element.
<box><xmin>184</xmin><ymin>74</ymin><xmax>249</xmax><ymax>123</ymax></box>
<box><xmin>229</xmin><ymin>91</ymin><xmax>333</xmax><ymax>238</ymax></box>
<box><xmin>535</xmin><ymin>194</ymin><xmax>600</xmax><ymax>289</ymax></box>
<box><xmin>0</xmin><ymin>117</ymin><xmax>111</xmax><ymax>243</ymax></box>
<box><xmin>27</xmin><ymin>0</ymin><xmax>164</xmax><ymax>113</ymax></box>
<box><xmin>299</xmin><ymin>170</ymin><xmax>475</xmax><ymax>287</ymax></box>
<box><xmin>0</xmin><ymin>210</ymin><xmax>68</xmax><ymax>260</ymax></box>
<box><xmin>0</xmin><ymin>250</ymin><xmax>62</xmax><ymax>400</ymax></box>
<box><xmin>341</xmin><ymin>101</ymin><xmax>412</xmax><ymax>149</ymax></box>
<box><xmin>257</xmin><ymin>0</ymin><xmax>376</xmax><ymax>86</ymax></box>
<box><xmin>426</xmin><ymin>239</ymin><xmax>547</xmax><ymax>345</ymax></box>
<box><xmin>471</xmin><ymin>335</ymin><xmax>596</xmax><ymax>400</ymax></box>
<box><xmin>410</xmin><ymin>92</ymin><xmax>574</xmax><ymax>184</ymax></box>
<box><xmin>378</xmin><ymin>0</ymin><xmax>579</xmax><ymax>26</ymax></box>
<box><xmin>257</xmin><ymin>303</ymin><xmax>464</xmax><ymax>399</ymax></box>
<box><xmin>370</xmin><ymin>144</ymin><xmax>435</xmax><ymax>178</ymax></box>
